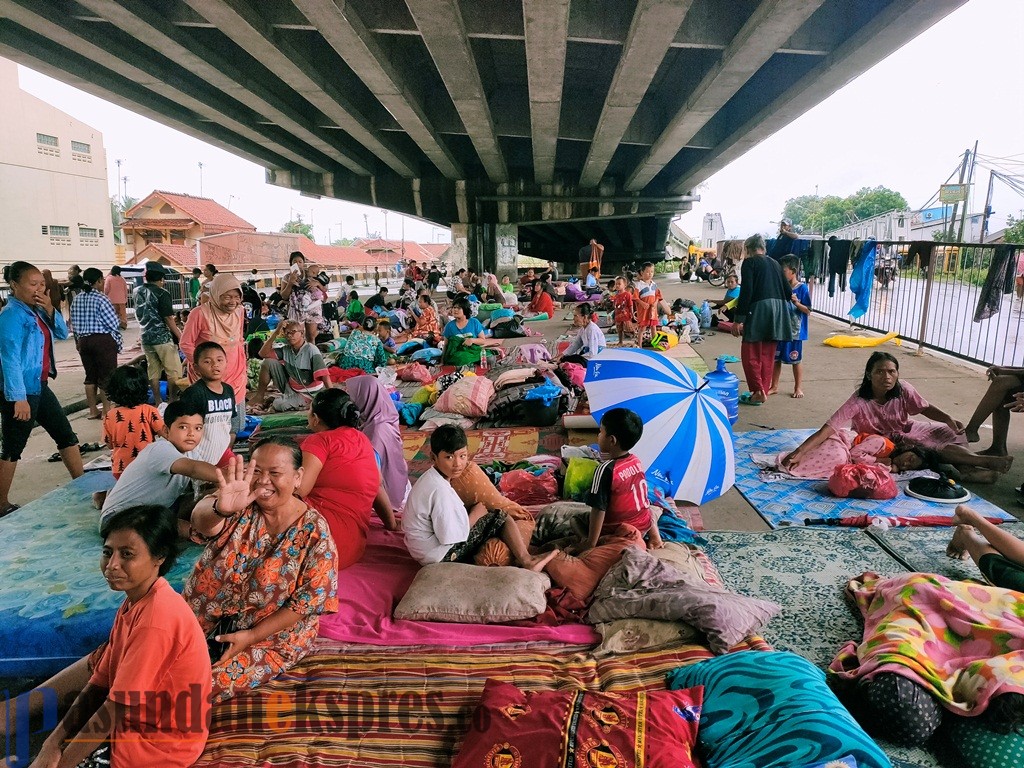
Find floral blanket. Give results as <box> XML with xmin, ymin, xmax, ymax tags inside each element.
<box><xmin>828</xmin><ymin>571</ymin><xmax>1024</xmax><ymax>715</ymax></box>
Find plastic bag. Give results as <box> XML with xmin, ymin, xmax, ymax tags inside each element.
<box><xmin>563</xmin><ymin>457</ymin><xmax>600</xmax><ymax>501</ymax></box>
<box><xmin>397</xmin><ymin>363</ymin><xmax>432</xmax><ymax>385</ymax></box>
<box><xmin>827</xmin><ymin>463</ymin><xmax>898</xmax><ymax>500</ymax></box>
<box><xmin>377</xmin><ymin>367</ymin><xmax>398</xmax><ymax>390</ymax></box>
<box><xmin>499</xmin><ymin>469</ymin><xmax>558</xmax><ymax>506</ymax></box>
<box><xmin>524</xmin><ymin>381</ymin><xmax>563</xmax><ymax>407</ymax></box>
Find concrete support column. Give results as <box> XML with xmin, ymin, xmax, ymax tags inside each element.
<box><xmin>449</xmin><ymin>223</ymin><xmax>469</xmax><ymax>274</ymax></box>
<box><xmin>494</xmin><ymin>224</ymin><xmax>518</xmax><ymax>282</ymax></box>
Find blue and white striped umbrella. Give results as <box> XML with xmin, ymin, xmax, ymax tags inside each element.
<box><xmin>584</xmin><ymin>348</ymin><xmax>735</xmax><ymax>504</ymax></box>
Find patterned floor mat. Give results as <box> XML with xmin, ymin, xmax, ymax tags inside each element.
<box><xmin>867</xmin><ymin>522</ymin><xmax>1024</xmax><ymax>582</ymax></box>
<box><xmin>733</xmin><ymin>429</ymin><xmax>1013</xmax><ymax>528</ymax></box>
<box><xmin>702</xmin><ymin>527</ymin><xmax>944</xmax><ymax>768</ymax></box>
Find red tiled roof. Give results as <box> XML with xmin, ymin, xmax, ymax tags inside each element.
<box><xmin>351</xmin><ymin>238</ymin><xmax>440</xmax><ymax>261</ymax></box>
<box><xmin>127</xmin><ymin>243</ymin><xmax>198</xmax><ymax>269</ymax></box>
<box><xmin>199</xmin><ymin>233</ymin><xmax>400</xmax><ymax>271</ymax></box>
<box><xmin>125</xmin><ymin>191</ymin><xmax>256</xmax><ymax>231</ymax></box>
<box><xmin>120</xmin><ymin>218</ymin><xmax>195</xmax><ymax>229</ymax></box>
<box><xmin>421</xmin><ymin>243</ymin><xmax>451</xmax><ymax>258</ymax></box>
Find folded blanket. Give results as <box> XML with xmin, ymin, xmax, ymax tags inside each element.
<box><xmin>828</xmin><ymin>571</ymin><xmax>1024</xmax><ymax>715</ymax></box>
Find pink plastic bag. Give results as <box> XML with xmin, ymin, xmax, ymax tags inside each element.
<box><xmin>559</xmin><ymin>363</ymin><xmax>586</xmax><ymax>390</ymax></box>
<box><xmin>499</xmin><ymin>469</ymin><xmax>558</xmax><ymax>506</ymax></box>
<box><xmin>827</xmin><ymin>463</ymin><xmax>898</xmax><ymax>500</ymax></box>
<box><xmin>397</xmin><ymin>363</ymin><xmax>432</xmax><ymax>385</ymax></box>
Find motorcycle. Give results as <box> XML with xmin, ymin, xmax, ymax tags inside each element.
<box><xmin>874</xmin><ymin>256</ymin><xmax>898</xmax><ymax>289</ymax></box>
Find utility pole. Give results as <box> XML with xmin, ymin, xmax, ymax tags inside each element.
<box><xmin>122</xmin><ymin>175</ymin><xmax>129</xmax><ymax>200</ymax></box>
<box><xmin>946</xmin><ymin>147</ymin><xmax>970</xmax><ymax>242</ymax></box>
<box><xmin>979</xmin><ymin>170</ymin><xmax>996</xmax><ymax>244</ymax></box>
<box><xmin>956</xmin><ymin>140</ymin><xmax>978</xmax><ymax>243</ymax></box>
<box><xmin>198</xmin><ymin>162</ymin><xmax>204</xmax><ymax>196</ymax></box>
<box><xmin>115</xmin><ymin>159</ymin><xmax>123</xmax><ymax>206</ymax></box>
<box><xmin>382</xmin><ymin>209</ymin><xmax>388</xmax><ymax>242</ymax></box>
<box><xmin>363</xmin><ymin>214</ymin><xmax>369</xmax><ymax>238</ymax></box>
<box><xmin>337</xmin><ymin>223</ymin><xmax>344</xmax><ymax>244</ymax></box>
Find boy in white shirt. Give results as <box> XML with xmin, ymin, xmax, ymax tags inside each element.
<box><xmin>404</xmin><ymin>425</ymin><xmax>559</xmax><ymax>569</ymax></box>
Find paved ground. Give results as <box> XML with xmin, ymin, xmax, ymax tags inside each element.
<box><xmin>10</xmin><ymin>274</ymin><xmax>1022</xmax><ymax>529</ymax></box>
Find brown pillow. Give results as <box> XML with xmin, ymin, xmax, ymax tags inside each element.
<box><xmin>473</xmin><ymin>518</ymin><xmax>536</xmax><ymax>567</ymax></box>
<box><xmin>544</xmin><ymin>525</ymin><xmax>644</xmax><ymax>602</ymax></box>
<box><xmin>394</xmin><ymin>562</ymin><xmax>550</xmax><ymax>623</ymax></box>
<box><xmin>450</xmin><ymin>462</ymin><xmax>531</xmax><ymax>520</ymax></box>
<box><xmin>595</xmin><ymin>618</ymin><xmax>698</xmax><ymax>655</ymax></box>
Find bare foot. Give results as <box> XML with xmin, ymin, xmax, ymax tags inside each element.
<box><xmin>977</xmin><ymin>446</ymin><xmax>1009</xmax><ymax>457</ymax></box>
<box><xmin>524</xmin><ymin>548</ymin><xmax>560</xmax><ymax>572</ymax></box>
<box><xmin>994</xmin><ymin>455</ymin><xmax>1014</xmax><ymax>473</ymax></box>
<box><xmin>751</xmin><ymin>392</ymin><xmax>768</xmax><ymax>404</ymax></box>
<box><xmin>766</xmin><ymin>387</ymin><xmax>779</xmax><ymax>396</ymax></box>
<box><xmin>952</xmin><ymin>504</ymin><xmax>984</xmax><ymax>528</ymax></box>
<box><xmin>965</xmin><ymin>428</ymin><xmax>981</xmax><ymax>443</ymax></box>
<box><xmin>792</xmin><ymin>390</ymin><xmax>804</xmax><ymax>399</ymax></box>
<box><xmin>946</xmin><ymin>524</ymin><xmax>978</xmax><ymax>560</ymax></box>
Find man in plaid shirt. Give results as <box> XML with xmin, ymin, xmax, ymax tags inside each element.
<box><xmin>69</xmin><ymin>268</ymin><xmax>122</xmax><ymax>418</ymax></box>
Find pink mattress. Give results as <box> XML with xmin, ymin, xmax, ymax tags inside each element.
<box><xmin>318</xmin><ymin>522</ymin><xmax>600</xmax><ymax>647</ymax></box>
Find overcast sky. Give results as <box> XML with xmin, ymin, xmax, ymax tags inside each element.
<box><xmin>16</xmin><ymin>0</ymin><xmax>1024</xmax><ymax>247</ymax></box>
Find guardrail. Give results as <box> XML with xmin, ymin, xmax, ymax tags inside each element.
<box><xmin>808</xmin><ymin>240</ymin><xmax>1024</xmax><ymax>367</ymax></box>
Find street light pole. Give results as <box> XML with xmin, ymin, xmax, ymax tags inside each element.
<box><xmin>198</xmin><ymin>162</ymin><xmax>204</xmax><ymax>196</ymax></box>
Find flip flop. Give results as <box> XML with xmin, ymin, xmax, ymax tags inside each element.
<box><xmin>739</xmin><ymin>392</ymin><xmax>762</xmax><ymax>406</ymax></box>
<box><xmin>718</xmin><ymin>355</ymin><xmax>740</xmax><ymax>363</ymax></box>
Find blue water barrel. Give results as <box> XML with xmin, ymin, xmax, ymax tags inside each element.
<box><xmin>704</xmin><ymin>356</ymin><xmax>739</xmax><ymax>424</ymax></box>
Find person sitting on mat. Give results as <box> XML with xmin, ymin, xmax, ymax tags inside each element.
<box><xmin>523</xmin><ymin>279</ymin><xmax>554</xmax><ymax>320</ymax></box>
<box><xmin>579</xmin><ymin>408</ymin><xmax>663</xmax><ymax>553</ymax></box>
<box><xmin>556</xmin><ymin>302</ymin><xmax>606</xmax><ymax>367</ymax></box>
<box><xmin>403</xmin><ymin>424</ymin><xmax>558</xmax><ymax>570</ymax></box>
<box><xmin>782</xmin><ymin>352</ymin><xmax>1009</xmax><ymax>478</ymax></box>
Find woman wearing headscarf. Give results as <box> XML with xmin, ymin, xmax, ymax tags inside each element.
<box><xmin>484</xmin><ymin>273</ymin><xmax>518</xmax><ymax>308</ymax></box>
<box><xmin>179</xmin><ymin>273</ymin><xmax>248</xmax><ymax>405</ymax></box>
<box><xmin>346</xmin><ymin>375</ymin><xmax>410</xmax><ymax>509</ymax></box>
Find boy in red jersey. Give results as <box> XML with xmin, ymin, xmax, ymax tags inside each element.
<box><xmin>584</xmin><ymin>408</ymin><xmax>663</xmax><ymax>551</ymax></box>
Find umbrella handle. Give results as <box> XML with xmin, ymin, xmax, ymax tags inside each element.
<box><xmin>696</xmin><ymin>380</ymin><xmax>710</xmax><ymax>392</ymax></box>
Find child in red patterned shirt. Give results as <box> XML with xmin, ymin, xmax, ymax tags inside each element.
<box><xmin>611</xmin><ymin>276</ymin><xmax>635</xmax><ymax>347</ymax></box>
<box><xmin>584</xmin><ymin>408</ymin><xmax>663</xmax><ymax>551</ymax></box>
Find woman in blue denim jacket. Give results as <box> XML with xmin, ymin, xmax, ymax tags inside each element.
<box><xmin>0</xmin><ymin>261</ymin><xmax>83</xmax><ymax>517</ymax></box>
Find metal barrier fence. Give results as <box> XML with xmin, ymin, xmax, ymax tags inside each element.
<box><xmin>809</xmin><ymin>240</ymin><xmax>1024</xmax><ymax>367</ymax></box>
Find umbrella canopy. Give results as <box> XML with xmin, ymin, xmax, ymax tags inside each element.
<box><xmin>584</xmin><ymin>348</ymin><xmax>734</xmax><ymax>503</ymax></box>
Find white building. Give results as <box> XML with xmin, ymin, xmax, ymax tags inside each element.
<box><xmin>825</xmin><ymin>209</ymin><xmax>912</xmax><ymax>242</ymax></box>
<box><xmin>0</xmin><ymin>59</ymin><xmax>114</xmax><ymax>272</ymax></box>
<box><xmin>701</xmin><ymin>213</ymin><xmax>725</xmax><ymax>250</ymax></box>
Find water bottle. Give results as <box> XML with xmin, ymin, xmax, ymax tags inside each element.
<box><xmin>703</xmin><ymin>356</ymin><xmax>739</xmax><ymax>424</ymax></box>
<box><xmin>479</xmin><ymin>347</ymin><xmax>489</xmax><ymax>373</ymax></box>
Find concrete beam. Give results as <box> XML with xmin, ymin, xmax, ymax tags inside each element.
<box><xmin>578</xmin><ymin>0</ymin><xmax>694</xmax><ymax>189</ymax></box>
<box><xmin>665</xmin><ymin>0</ymin><xmax>969</xmax><ymax>194</ymax></box>
<box><xmin>290</xmin><ymin>0</ymin><xmax>463</xmax><ymax>179</ymax></box>
<box><xmin>627</xmin><ymin>217</ymin><xmax>644</xmax><ymax>252</ymax></box>
<box><xmin>0</xmin><ymin>25</ymin><xmax>289</xmax><ymax>171</ymax></box>
<box><xmin>625</xmin><ymin>0</ymin><xmax>825</xmax><ymax>191</ymax></box>
<box><xmin>523</xmin><ymin>0</ymin><xmax>570</xmax><ymax>185</ymax></box>
<box><xmin>2</xmin><ymin>0</ymin><xmax>337</xmax><ymax>174</ymax></box>
<box><xmin>405</xmin><ymin>0</ymin><xmax>508</xmax><ymax>183</ymax></box>
<box><xmin>75</xmin><ymin>0</ymin><xmax>365</xmax><ymax>175</ymax></box>
<box><xmin>180</xmin><ymin>0</ymin><xmax>417</xmax><ymax>177</ymax></box>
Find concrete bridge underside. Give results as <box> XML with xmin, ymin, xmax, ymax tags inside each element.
<box><xmin>0</xmin><ymin>0</ymin><xmax>964</xmax><ymax>269</ymax></box>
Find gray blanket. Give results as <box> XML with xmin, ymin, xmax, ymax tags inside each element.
<box><xmin>588</xmin><ymin>546</ymin><xmax>781</xmax><ymax>654</ymax></box>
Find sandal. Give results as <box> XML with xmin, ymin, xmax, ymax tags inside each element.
<box><xmin>738</xmin><ymin>391</ymin><xmax>762</xmax><ymax>406</ymax></box>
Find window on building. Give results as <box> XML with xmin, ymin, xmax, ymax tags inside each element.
<box><xmin>49</xmin><ymin>225</ymin><xmax>69</xmax><ymax>237</ymax></box>
<box><xmin>41</xmin><ymin>225</ymin><xmax>49</xmax><ymax>235</ymax></box>
<box><xmin>71</xmin><ymin>141</ymin><xmax>91</xmax><ymax>154</ymax></box>
<box><xmin>36</xmin><ymin>133</ymin><xmax>58</xmax><ymax>147</ymax></box>
<box><xmin>79</xmin><ymin>227</ymin><xmax>98</xmax><ymax>239</ymax></box>
<box><xmin>99</xmin><ymin>229</ymin><xmax>105</xmax><ymax>238</ymax></box>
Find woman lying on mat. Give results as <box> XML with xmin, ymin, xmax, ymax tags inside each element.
<box><xmin>782</xmin><ymin>352</ymin><xmax>1010</xmax><ymax>479</ymax></box>
<box><xmin>298</xmin><ymin>388</ymin><xmax>399</xmax><ymax>570</ymax></box>
<box><xmin>947</xmin><ymin>504</ymin><xmax>1024</xmax><ymax>592</ymax></box>
<box><xmin>27</xmin><ymin>505</ymin><xmax>210</xmax><ymax>768</ymax></box>
<box><xmin>184</xmin><ymin>437</ymin><xmax>338</xmax><ymax>702</ymax></box>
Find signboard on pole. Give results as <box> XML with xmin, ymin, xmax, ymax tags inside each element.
<box><xmin>939</xmin><ymin>184</ymin><xmax>969</xmax><ymax>203</ymax></box>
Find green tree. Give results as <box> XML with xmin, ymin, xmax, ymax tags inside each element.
<box><xmin>110</xmin><ymin>195</ymin><xmax>139</xmax><ymax>244</ymax></box>
<box><xmin>281</xmin><ymin>214</ymin><xmax>314</xmax><ymax>239</ymax></box>
<box><xmin>331</xmin><ymin>237</ymin><xmax>355</xmax><ymax>247</ymax></box>
<box><xmin>782</xmin><ymin>186</ymin><xmax>908</xmax><ymax>235</ymax></box>
<box><xmin>1004</xmin><ymin>215</ymin><xmax>1024</xmax><ymax>244</ymax></box>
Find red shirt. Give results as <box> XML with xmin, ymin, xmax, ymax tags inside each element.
<box><xmin>612</xmin><ymin>291</ymin><xmax>635</xmax><ymax>324</ymax></box>
<box><xmin>302</xmin><ymin>427</ymin><xmax>380</xmax><ymax>568</ymax></box>
<box><xmin>529</xmin><ymin>290</ymin><xmax>554</xmax><ymax>316</ymax></box>
<box><xmin>587</xmin><ymin>453</ymin><xmax>652</xmax><ymax>533</ymax></box>
<box><xmin>36</xmin><ymin>315</ymin><xmax>53</xmax><ymax>384</ymax></box>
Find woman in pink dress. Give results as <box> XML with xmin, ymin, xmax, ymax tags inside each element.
<box><xmin>782</xmin><ymin>352</ymin><xmax>1012</xmax><ymax>478</ymax></box>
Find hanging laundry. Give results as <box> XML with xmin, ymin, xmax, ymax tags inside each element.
<box><xmin>802</xmin><ymin>239</ymin><xmax>826</xmax><ymax>282</ymax></box>
<box><xmin>907</xmin><ymin>241</ymin><xmax>935</xmax><ymax>271</ymax></box>
<box><xmin>973</xmin><ymin>245</ymin><xmax>1019</xmax><ymax>322</ymax></box>
<box><xmin>848</xmin><ymin>240</ymin><xmax>878</xmax><ymax>319</ymax></box>
<box><xmin>827</xmin><ymin>238</ymin><xmax>853</xmax><ymax>296</ymax></box>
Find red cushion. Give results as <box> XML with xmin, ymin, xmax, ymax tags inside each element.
<box><xmin>452</xmin><ymin>678</ymin><xmax>703</xmax><ymax>768</ymax></box>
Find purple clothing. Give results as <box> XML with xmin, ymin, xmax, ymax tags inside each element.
<box><xmin>346</xmin><ymin>376</ymin><xmax>410</xmax><ymax>508</ymax></box>
<box><xmin>824</xmin><ymin>381</ymin><xmax>966</xmax><ymax>451</ymax></box>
